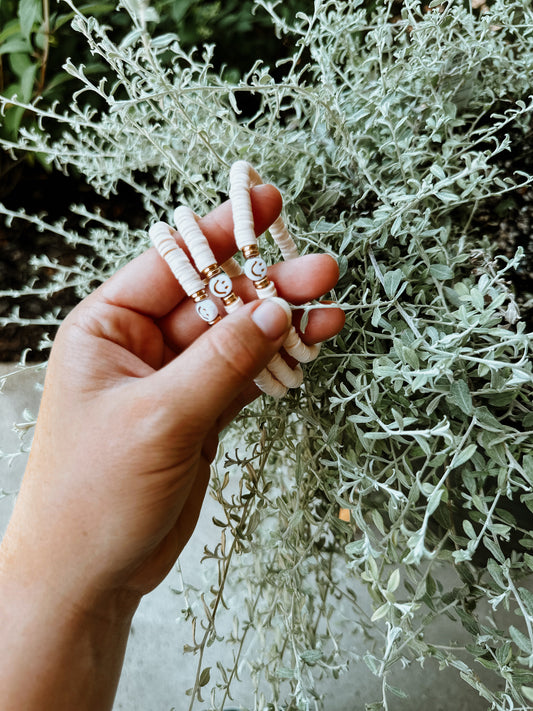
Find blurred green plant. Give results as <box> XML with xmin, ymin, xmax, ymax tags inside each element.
<box><xmin>0</xmin><ymin>1</ymin><xmax>116</xmax><ymax>133</ymax></box>
<box><xmin>0</xmin><ymin>0</ymin><xmax>312</xmax><ymax>146</ymax></box>
<box><xmin>0</xmin><ymin>0</ymin><xmax>114</xmax><ymax>179</ymax></box>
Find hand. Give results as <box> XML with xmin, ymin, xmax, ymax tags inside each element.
<box><xmin>1</xmin><ymin>183</ymin><xmax>344</xmax><ymax>604</ymax></box>
<box><xmin>0</xmin><ymin>184</ymin><xmax>344</xmax><ymax>711</ymax></box>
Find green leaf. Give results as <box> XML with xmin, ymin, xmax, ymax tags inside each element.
<box><xmin>463</xmin><ymin>519</ymin><xmax>476</xmax><ymax>539</ymax></box>
<box><xmin>383</xmin><ymin>269</ymin><xmax>403</xmax><ymax>299</ymax></box>
<box><xmin>198</xmin><ymin>666</ymin><xmax>211</xmax><ymax>687</ymax></box>
<box><xmin>475</xmin><ymin>406</ymin><xmax>505</xmax><ymax>432</ymax></box>
<box><xmin>435</xmin><ymin>190</ymin><xmax>457</xmax><ymax>203</ymax></box>
<box><xmin>429</xmin><ymin>263</ymin><xmax>454</xmax><ymax>281</ymax></box>
<box><xmin>510</xmin><ymin>626</ymin><xmax>532</xmax><ymax>654</ymax></box>
<box><xmin>371</xmin><ymin>305</ymin><xmax>382</xmax><ymax>327</ymax></box>
<box><xmin>483</xmin><ymin>536</ymin><xmax>505</xmax><ymax>564</ymax></box>
<box><xmin>18</xmin><ymin>0</ymin><xmax>41</xmax><ymax>41</ymax></box>
<box><xmin>426</xmin><ymin>487</ymin><xmax>443</xmax><ymax>516</ymax></box>
<box><xmin>451</xmin><ymin>444</ymin><xmax>477</xmax><ymax>469</ymax></box>
<box><xmin>522</xmin><ymin>686</ymin><xmax>533</xmax><ymax>703</ymax></box>
<box><xmin>496</xmin><ymin>642</ymin><xmax>512</xmax><ymax>667</ymax></box>
<box><xmin>519</xmin><ymin>587</ymin><xmax>533</xmax><ymax>618</ymax></box>
<box><xmin>522</xmin><ymin>454</ymin><xmax>533</xmax><ymax>486</ymax></box>
<box><xmin>19</xmin><ymin>62</ymin><xmax>37</xmax><ymax>102</ymax></box>
<box><xmin>300</xmin><ymin>649</ymin><xmax>322</xmax><ymax>665</ymax></box>
<box><xmin>449</xmin><ymin>380</ymin><xmax>473</xmax><ymax>415</ymax></box>
<box><xmin>371</xmin><ymin>602</ymin><xmax>389</xmax><ymax>621</ymax></box>
<box><xmin>387</xmin><ymin>568</ymin><xmax>400</xmax><ymax>593</ymax></box>
<box><xmin>0</xmin><ymin>37</ymin><xmax>31</xmax><ymax>55</ymax></box>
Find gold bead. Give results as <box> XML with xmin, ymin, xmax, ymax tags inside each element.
<box><xmin>242</xmin><ymin>244</ymin><xmax>259</xmax><ymax>259</ymax></box>
<box><xmin>222</xmin><ymin>292</ymin><xmax>239</xmax><ymax>306</ymax></box>
<box><xmin>202</xmin><ymin>263</ymin><xmax>220</xmax><ymax>280</ymax></box>
<box><xmin>191</xmin><ymin>288</ymin><xmax>208</xmax><ymax>303</ymax></box>
<box><xmin>254</xmin><ymin>276</ymin><xmax>271</xmax><ymax>290</ymax></box>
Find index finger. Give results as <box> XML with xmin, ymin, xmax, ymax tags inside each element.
<box><xmin>94</xmin><ymin>184</ymin><xmax>283</xmax><ymax>318</ymax></box>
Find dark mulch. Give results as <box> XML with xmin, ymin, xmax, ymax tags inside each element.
<box><xmin>0</xmin><ymin>155</ymin><xmax>143</xmax><ymax>361</ymax></box>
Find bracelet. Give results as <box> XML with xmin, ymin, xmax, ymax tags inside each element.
<box><xmin>173</xmin><ymin>204</ymin><xmax>295</xmax><ymax>398</ymax></box>
<box><xmin>229</xmin><ymin>160</ymin><xmax>321</xmax><ymax>363</ymax></box>
<box><xmin>148</xmin><ymin>221</ymin><xmax>221</xmax><ymax>326</ymax></box>
<box><xmin>148</xmin><ymin>161</ymin><xmax>322</xmax><ymax>398</ymax></box>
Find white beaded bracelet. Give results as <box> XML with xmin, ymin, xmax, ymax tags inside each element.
<box><xmin>173</xmin><ymin>204</ymin><xmax>292</xmax><ymax>398</ymax></box>
<box><xmin>149</xmin><ymin>221</ymin><xmax>221</xmax><ymax>325</ymax></box>
<box><xmin>148</xmin><ymin>161</ymin><xmax>322</xmax><ymax>398</ymax></box>
<box><xmin>228</xmin><ymin>160</ymin><xmax>321</xmax><ymax>363</ymax></box>
<box><xmin>173</xmin><ymin>206</ymin><xmax>243</xmax><ymax>314</ymax></box>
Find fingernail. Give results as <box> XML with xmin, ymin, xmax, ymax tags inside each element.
<box><xmin>251</xmin><ymin>298</ymin><xmax>292</xmax><ymax>340</ymax></box>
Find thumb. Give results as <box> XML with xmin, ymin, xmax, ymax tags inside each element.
<box><xmin>154</xmin><ymin>297</ymin><xmax>292</xmax><ymax>429</ymax></box>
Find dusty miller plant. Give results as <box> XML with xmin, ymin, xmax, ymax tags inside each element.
<box><xmin>1</xmin><ymin>0</ymin><xmax>533</xmax><ymax>708</ymax></box>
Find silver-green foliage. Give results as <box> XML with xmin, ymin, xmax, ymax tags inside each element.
<box><xmin>1</xmin><ymin>0</ymin><xmax>533</xmax><ymax>709</ymax></box>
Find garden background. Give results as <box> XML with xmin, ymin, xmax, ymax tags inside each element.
<box><xmin>1</xmin><ymin>1</ymin><xmax>533</xmax><ymax>710</ymax></box>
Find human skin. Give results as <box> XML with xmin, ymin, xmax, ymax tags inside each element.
<box><xmin>0</xmin><ymin>184</ymin><xmax>345</xmax><ymax>710</ymax></box>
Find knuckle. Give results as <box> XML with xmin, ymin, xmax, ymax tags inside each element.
<box><xmin>207</xmin><ymin>320</ymin><xmax>262</xmax><ymax>383</ymax></box>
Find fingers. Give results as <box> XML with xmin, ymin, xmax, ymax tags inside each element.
<box><xmin>93</xmin><ymin>184</ymin><xmax>283</xmax><ymax>318</ymax></box>
<box><xmin>158</xmin><ymin>253</ymin><xmax>343</xmax><ymax>353</ymax></box>
<box><xmin>149</xmin><ymin>299</ymin><xmax>293</xmax><ymax>434</ymax></box>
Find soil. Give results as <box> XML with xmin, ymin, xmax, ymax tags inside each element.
<box><xmin>0</xmin><ymin>155</ymin><xmax>144</xmax><ymax>361</ymax></box>
<box><xmin>0</xmin><ymin>149</ymin><xmax>532</xmax><ymax>363</ymax></box>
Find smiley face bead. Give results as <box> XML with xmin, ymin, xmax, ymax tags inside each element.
<box><xmin>191</xmin><ymin>289</ymin><xmax>221</xmax><ymax>325</ymax></box>
<box><xmin>196</xmin><ymin>298</ymin><xmax>220</xmax><ymax>324</ymax></box>
<box><xmin>244</xmin><ymin>256</ymin><xmax>268</xmax><ymax>282</ymax></box>
<box><xmin>208</xmin><ymin>272</ymin><xmax>233</xmax><ymax>298</ymax></box>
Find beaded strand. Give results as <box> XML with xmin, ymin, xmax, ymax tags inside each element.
<box><xmin>228</xmin><ymin>160</ymin><xmax>321</xmax><ymax>363</ymax></box>
<box><xmin>148</xmin><ymin>221</ymin><xmax>221</xmax><ymax>325</ymax></box>
<box><xmin>148</xmin><ymin>161</ymin><xmax>321</xmax><ymax>398</ymax></box>
<box><xmin>173</xmin><ymin>204</ymin><xmax>295</xmax><ymax>397</ymax></box>
<box><xmin>173</xmin><ymin>206</ymin><xmax>243</xmax><ymax>314</ymax></box>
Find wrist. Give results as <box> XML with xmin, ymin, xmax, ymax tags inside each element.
<box><xmin>0</xmin><ymin>530</ymin><xmax>139</xmax><ymax>711</ymax></box>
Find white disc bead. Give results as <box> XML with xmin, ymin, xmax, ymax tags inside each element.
<box><xmin>173</xmin><ymin>205</ymin><xmax>217</xmax><ymax>274</ymax></box>
<box><xmin>149</xmin><ymin>221</ymin><xmax>204</xmax><ymax>297</ymax></box>
<box><xmin>229</xmin><ymin>160</ymin><xmax>262</xmax><ymax>250</ymax></box>
<box><xmin>270</xmin><ymin>215</ymin><xmax>299</xmax><ymax>261</ymax></box>
<box><xmin>224</xmin><ymin>296</ymin><xmax>244</xmax><ymax>314</ymax></box>
<box><xmin>283</xmin><ymin>325</ymin><xmax>321</xmax><ymax>363</ymax></box>
<box><xmin>267</xmin><ymin>353</ymin><xmax>304</xmax><ymax>389</ymax></box>
<box><xmin>256</xmin><ymin>281</ymin><xmax>278</xmax><ymax>299</ymax></box>
<box><xmin>254</xmin><ymin>368</ymin><xmax>287</xmax><ymax>399</ymax></box>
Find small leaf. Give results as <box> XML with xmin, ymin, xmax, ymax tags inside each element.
<box><xmin>18</xmin><ymin>0</ymin><xmax>41</xmax><ymax>41</ymax></box>
<box><xmin>383</xmin><ymin>269</ymin><xmax>403</xmax><ymax>299</ymax></box>
<box><xmin>300</xmin><ymin>649</ymin><xmax>322</xmax><ymax>665</ymax></box>
<box><xmin>387</xmin><ymin>568</ymin><xmax>400</xmax><ymax>593</ymax></box>
<box><xmin>451</xmin><ymin>444</ymin><xmax>477</xmax><ymax>469</ymax></box>
<box><xmin>510</xmin><ymin>626</ymin><xmax>532</xmax><ymax>654</ymax></box>
<box><xmin>483</xmin><ymin>536</ymin><xmax>505</xmax><ymax>564</ymax></box>
<box><xmin>522</xmin><ymin>686</ymin><xmax>533</xmax><ymax>703</ymax></box>
<box><xmin>228</xmin><ymin>90</ymin><xmax>242</xmax><ymax>115</ymax></box>
<box><xmin>199</xmin><ymin>666</ymin><xmax>211</xmax><ymax>687</ymax></box>
<box><xmin>371</xmin><ymin>602</ymin><xmax>389</xmax><ymax>621</ymax></box>
<box><xmin>463</xmin><ymin>519</ymin><xmax>476</xmax><ymax>539</ymax></box>
<box><xmin>429</xmin><ymin>263</ymin><xmax>454</xmax><ymax>280</ymax></box>
<box><xmin>518</xmin><ymin>587</ymin><xmax>533</xmax><ymax>618</ymax></box>
<box><xmin>496</xmin><ymin>642</ymin><xmax>512</xmax><ymax>667</ymax></box>
<box><xmin>371</xmin><ymin>305</ymin><xmax>382</xmax><ymax>327</ymax></box>
<box><xmin>449</xmin><ymin>380</ymin><xmax>473</xmax><ymax>415</ymax></box>
<box><xmin>426</xmin><ymin>487</ymin><xmax>443</xmax><ymax>516</ymax></box>
<box><xmin>429</xmin><ymin>163</ymin><xmax>447</xmax><ymax>180</ymax></box>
